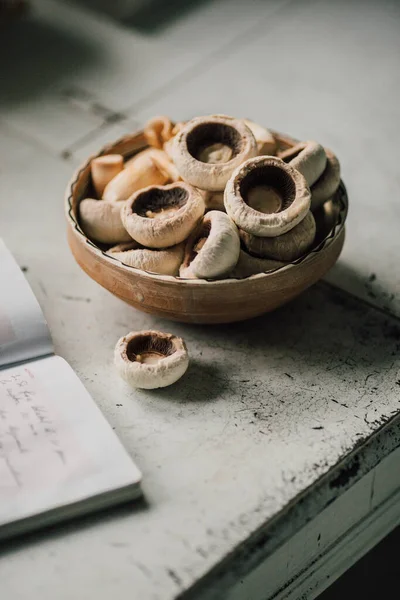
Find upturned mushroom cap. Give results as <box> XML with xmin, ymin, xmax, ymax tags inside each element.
<box><xmin>144</xmin><ymin>116</ymin><xmax>175</xmax><ymax>149</ymax></box>
<box><xmin>239</xmin><ymin>211</ymin><xmax>316</xmax><ymax>261</ymax></box>
<box><xmin>79</xmin><ymin>198</ymin><xmax>132</xmax><ymax>244</ymax></box>
<box><xmin>310</xmin><ymin>148</ymin><xmax>341</xmax><ymax>210</ymax></box>
<box><xmin>224</xmin><ymin>156</ymin><xmax>311</xmax><ymax>237</ymax></box>
<box><xmin>107</xmin><ymin>241</ymin><xmax>184</xmax><ymax>276</ymax></box>
<box><xmin>278</xmin><ymin>141</ymin><xmax>327</xmax><ymax>187</ymax></box>
<box><xmin>121</xmin><ymin>182</ymin><xmax>205</xmax><ymax>249</ymax></box>
<box><xmin>102</xmin><ymin>148</ymin><xmax>178</xmax><ymax>203</ymax></box>
<box><xmin>114</xmin><ymin>330</ymin><xmax>189</xmax><ymax>389</ymax></box>
<box><xmin>179</xmin><ymin>210</ymin><xmax>240</xmax><ymax>279</ymax></box>
<box><xmin>243</xmin><ymin>119</ymin><xmax>277</xmax><ymax>156</ymax></box>
<box><xmin>91</xmin><ymin>154</ymin><xmax>124</xmax><ymax>198</ymax></box>
<box><xmin>170</xmin><ymin>115</ymin><xmax>257</xmax><ymax>192</ymax></box>
<box><xmin>229</xmin><ymin>250</ymin><xmax>286</xmax><ymax>278</ymax></box>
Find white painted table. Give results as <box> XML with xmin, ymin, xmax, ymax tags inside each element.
<box><xmin>1</xmin><ymin>0</ymin><xmax>400</xmax><ymax>598</ymax></box>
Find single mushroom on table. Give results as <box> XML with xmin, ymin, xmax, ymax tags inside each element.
<box><xmin>179</xmin><ymin>210</ymin><xmax>240</xmax><ymax>279</ymax></box>
<box><xmin>171</xmin><ymin>114</ymin><xmax>257</xmax><ymax>191</ymax></box>
<box><xmin>310</xmin><ymin>148</ymin><xmax>341</xmax><ymax>210</ymax></box>
<box><xmin>121</xmin><ymin>182</ymin><xmax>205</xmax><ymax>248</ymax></box>
<box><xmin>102</xmin><ymin>148</ymin><xmax>179</xmax><ymax>203</ymax></box>
<box><xmin>79</xmin><ymin>198</ymin><xmax>132</xmax><ymax>244</ymax></box>
<box><xmin>240</xmin><ymin>211</ymin><xmax>317</xmax><ymax>261</ymax></box>
<box><xmin>114</xmin><ymin>330</ymin><xmax>189</xmax><ymax>389</ymax></box>
<box><xmin>224</xmin><ymin>156</ymin><xmax>311</xmax><ymax>237</ymax></box>
<box><xmin>91</xmin><ymin>154</ymin><xmax>124</xmax><ymax>198</ymax></box>
<box><xmin>278</xmin><ymin>141</ymin><xmax>327</xmax><ymax>187</ymax></box>
<box><xmin>107</xmin><ymin>240</ymin><xmax>184</xmax><ymax>276</ymax></box>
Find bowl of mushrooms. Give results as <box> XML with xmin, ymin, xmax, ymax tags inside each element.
<box><xmin>65</xmin><ymin>114</ymin><xmax>347</xmax><ymax>324</ymax></box>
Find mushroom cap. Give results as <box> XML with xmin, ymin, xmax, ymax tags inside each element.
<box><xmin>240</xmin><ymin>211</ymin><xmax>316</xmax><ymax>261</ymax></box>
<box><xmin>107</xmin><ymin>241</ymin><xmax>184</xmax><ymax>276</ymax></box>
<box><xmin>229</xmin><ymin>249</ymin><xmax>286</xmax><ymax>278</ymax></box>
<box><xmin>279</xmin><ymin>141</ymin><xmax>327</xmax><ymax>187</ymax></box>
<box><xmin>170</xmin><ymin>115</ymin><xmax>257</xmax><ymax>192</ymax></box>
<box><xmin>114</xmin><ymin>330</ymin><xmax>189</xmax><ymax>389</ymax></box>
<box><xmin>180</xmin><ymin>210</ymin><xmax>240</xmax><ymax>279</ymax></box>
<box><xmin>224</xmin><ymin>156</ymin><xmax>311</xmax><ymax>237</ymax></box>
<box><xmin>243</xmin><ymin>119</ymin><xmax>277</xmax><ymax>156</ymax></box>
<box><xmin>103</xmin><ymin>148</ymin><xmax>173</xmax><ymax>203</ymax></box>
<box><xmin>121</xmin><ymin>182</ymin><xmax>205</xmax><ymax>248</ymax></box>
<box><xmin>79</xmin><ymin>198</ymin><xmax>132</xmax><ymax>244</ymax></box>
<box><xmin>91</xmin><ymin>154</ymin><xmax>124</xmax><ymax>198</ymax></box>
<box><xmin>310</xmin><ymin>148</ymin><xmax>341</xmax><ymax>210</ymax></box>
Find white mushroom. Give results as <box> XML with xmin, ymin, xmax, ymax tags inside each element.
<box><xmin>79</xmin><ymin>199</ymin><xmax>132</xmax><ymax>244</ymax></box>
<box><xmin>239</xmin><ymin>211</ymin><xmax>316</xmax><ymax>261</ymax></box>
<box><xmin>107</xmin><ymin>241</ymin><xmax>184</xmax><ymax>276</ymax></box>
<box><xmin>278</xmin><ymin>141</ymin><xmax>327</xmax><ymax>187</ymax></box>
<box><xmin>91</xmin><ymin>154</ymin><xmax>124</xmax><ymax>198</ymax></box>
<box><xmin>170</xmin><ymin>115</ymin><xmax>257</xmax><ymax>191</ymax></box>
<box><xmin>103</xmin><ymin>148</ymin><xmax>179</xmax><ymax>203</ymax></box>
<box><xmin>144</xmin><ymin>116</ymin><xmax>175</xmax><ymax>149</ymax></box>
<box><xmin>243</xmin><ymin>119</ymin><xmax>277</xmax><ymax>155</ymax></box>
<box><xmin>179</xmin><ymin>210</ymin><xmax>240</xmax><ymax>279</ymax></box>
<box><xmin>224</xmin><ymin>156</ymin><xmax>311</xmax><ymax>237</ymax></box>
<box><xmin>310</xmin><ymin>148</ymin><xmax>341</xmax><ymax>210</ymax></box>
<box><xmin>121</xmin><ymin>182</ymin><xmax>205</xmax><ymax>248</ymax></box>
<box><xmin>229</xmin><ymin>250</ymin><xmax>286</xmax><ymax>278</ymax></box>
<box><xmin>115</xmin><ymin>330</ymin><xmax>189</xmax><ymax>389</ymax></box>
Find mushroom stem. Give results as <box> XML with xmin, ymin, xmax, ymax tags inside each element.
<box><xmin>103</xmin><ymin>149</ymin><xmax>177</xmax><ymax>203</ymax></box>
<box><xmin>144</xmin><ymin>116</ymin><xmax>175</xmax><ymax>149</ymax></box>
<box><xmin>91</xmin><ymin>154</ymin><xmax>124</xmax><ymax>198</ymax></box>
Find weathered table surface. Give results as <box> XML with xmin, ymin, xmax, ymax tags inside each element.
<box><xmin>1</xmin><ymin>0</ymin><xmax>400</xmax><ymax>598</ymax></box>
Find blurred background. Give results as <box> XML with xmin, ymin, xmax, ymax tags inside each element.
<box><xmin>1</xmin><ymin>0</ymin><xmax>399</xmax><ymax>597</ymax></box>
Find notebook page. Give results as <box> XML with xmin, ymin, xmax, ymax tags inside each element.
<box><xmin>0</xmin><ymin>239</ymin><xmax>52</xmax><ymax>368</ymax></box>
<box><xmin>0</xmin><ymin>355</ymin><xmax>141</xmax><ymax>533</ymax></box>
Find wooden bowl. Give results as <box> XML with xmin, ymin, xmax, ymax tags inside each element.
<box><xmin>65</xmin><ymin>129</ymin><xmax>348</xmax><ymax>324</ymax></box>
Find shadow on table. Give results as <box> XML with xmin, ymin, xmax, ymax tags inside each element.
<box><xmin>0</xmin><ymin>495</ymin><xmax>149</xmax><ymax>558</ymax></box>
<box><xmin>160</xmin><ymin>278</ymin><xmax>400</xmax><ymax>409</ymax></box>
<box><xmin>146</xmin><ymin>360</ymin><xmax>225</xmax><ymax>403</ymax></box>
<box><xmin>0</xmin><ymin>15</ymin><xmax>100</xmax><ymax>106</ymax></box>
<box><xmin>125</xmin><ymin>0</ymin><xmax>214</xmax><ymax>33</ymax></box>
<box><xmin>326</xmin><ymin>260</ymin><xmax>398</xmax><ymax>316</ymax></box>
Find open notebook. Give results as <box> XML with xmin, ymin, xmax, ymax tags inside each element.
<box><xmin>0</xmin><ymin>239</ymin><xmax>142</xmax><ymax>541</ymax></box>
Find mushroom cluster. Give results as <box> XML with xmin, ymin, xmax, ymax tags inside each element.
<box><xmin>79</xmin><ymin>115</ymin><xmax>341</xmax><ymax>279</ymax></box>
